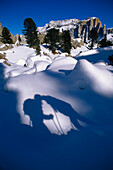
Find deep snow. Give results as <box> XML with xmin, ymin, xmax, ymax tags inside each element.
<box><xmin>0</xmin><ymin>44</ymin><xmax>113</xmax><ymax>170</ymax></box>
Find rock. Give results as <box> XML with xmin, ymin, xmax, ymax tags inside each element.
<box><xmin>0</xmin><ymin>44</ymin><xmax>13</xmax><ymax>51</ymax></box>
<box><xmin>107</xmin><ymin>28</ymin><xmax>113</xmax><ymax>34</ymax></box>
<box><xmin>15</xmin><ymin>40</ymin><xmax>20</xmax><ymax>46</ymax></box>
<box><xmin>0</xmin><ymin>23</ymin><xmax>3</xmax><ymax>35</ymax></box>
<box><xmin>103</xmin><ymin>24</ymin><xmax>106</xmax><ymax>35</ymax></box>
<box><xmin>37</xmin><ymin>17</ymin><xmax>107</xmax><ymax>45</ymax></box>
<box><xmin>20</xmin><ymin>35</ymin><xmax>26</xmax><ymax>44</ymax></box>
<box><xmin>0</xmin><ymin>52</ymin><xmax>6</xmax><ymax>59</ymax></box>
<box><xmin>38</xmin><ymin>33</ymin><xmax>45</xmax><ymax>44</ymax></box>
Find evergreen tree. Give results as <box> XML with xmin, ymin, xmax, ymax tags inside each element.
<box><xmin>44</xmin><ymin>28</ymin><xmax>60</xmax><ymax>53</ymax></box>
<box><xmin>99</xmin><ymin>34</ymin><xmax>107</xmax><ymax>47</ymax></box>
<box><xmin>99</xmin><ymin>34</ymin><xmax>112</xmax><ymax>47</ymax></box>
<box><xmin>22</xmin><ymin>18</ymin><xmax>40</xmax><ymax>54</ymax></box>
<box><xmin>89</xmin><ymin>28</ymin><xmax>98</xmax><ymax>49</ymax></box>
<box><xmin>61</xmin><ymin>30</ymin><xmax>72</xmax><ymax>54</ymax></box>
<box><xmin>35</xmin><ymin>38</ymin><xmax>41</xmax><ymax>55</ymax></box>
<box><xmin>1</xmin><ymin>27</ymin><xmax>13</xmax><ymax>44</ymax></box>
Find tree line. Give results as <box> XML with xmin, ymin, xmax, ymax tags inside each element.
<box><xmin>0</xmin><ymin>17</ymin><xmax>113</xmax><ymax>55</ymax></box>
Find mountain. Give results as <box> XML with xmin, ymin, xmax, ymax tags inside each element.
<box><xmin>37</xmin><ymin>17</ymin><xmax>112</xmax><ymax>48</ymax></box>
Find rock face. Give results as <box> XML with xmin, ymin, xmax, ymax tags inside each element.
<box><xmin>20</xmin><ymin>35</ymin><xmax>26</xmax><ymax>44</ymax></box>
<box><xmin>0</xmin><ymin>44</ymin><xmax>14</xmax><ymax>51</ymax></box>
<box><xmin>107</xmin><ymin>28</ymin><xmax>113</xmax><ymax>34</ymax></box>
<box><xmin>0</xmin><ymin>22</ymin><xmax>16</xmax><ymax>44</ymax></box>
<box><xmin>0</xmin><ymin>23</ymin><xmax>3</xmax><ymax>45</ymax></box>
<box><xmin>68</xmin><ymin>17</ymin><xmax>105</xmax><ymax>42</ymax></box>
<box><xmin>37</xmin><ymin>17</ymin><xmax>109</xmax><ymax>48</ymax></box>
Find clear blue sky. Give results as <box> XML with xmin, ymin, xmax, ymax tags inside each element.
<box><xmin>0</xmin><ymin>0</ymin><xmax>113</xmax><ymax>35</ymax></box>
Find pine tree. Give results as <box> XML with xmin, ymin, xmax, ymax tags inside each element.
<box><xmin>22</xmin><ymin>18</ymin><xmax>40</xmax><ymax>54</ymax></box>
<box><xmin>89</xmin><ymin>28</ymin><xmax>98</xmax><ymax>49</ymax></box>
<box><xmin>44</xmin><ymin>28</ymin><xmax>60</xmax><ymax>53</ymax></box>
<box><xmin>1</xmin><ymin>27</ymin><xmax>13</xmax><ymax>44</ymax></box>
<box><xmin>61</xmin><ymin>30</ymin><xmax>72</xmax><ymax>54</ymax></box>
<box><xmin>99</xmin><ymin>34</ymin><xmax>112</xmax><ymax>47</ymax></box>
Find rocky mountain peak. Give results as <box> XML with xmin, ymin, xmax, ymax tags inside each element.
<box><xmin>37</xmin><ymin>17</ymin><xmax>107</xmax><ymax>47</ymax></box>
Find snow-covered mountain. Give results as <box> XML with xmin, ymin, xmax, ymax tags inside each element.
<box><xmin>37</xmin><ymin>18</ymin><xmax>80</xmax><ymax>33</ymax></box>
<box><xmin>37</xmin><ymin>17</ymin><xmax>110</xmax><ymax>43</ymax></box>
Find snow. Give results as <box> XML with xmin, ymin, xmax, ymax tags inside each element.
<box><xmin>69</xmin><ymin>59</ymin><xmax>113</xmax><ymax>97</ymax></box>
<box><xmin>107</xmin><ymin>33</ymin><xmax>113</xmax><ymax>43</ymax></box>
<box><xmin>34</xmin><ymin>60</ymin><xmax>50</xmax><ymax>72</ymax></box>
<box><xmin>71</xmin><ymin>45</ymin><xmax>88</xmax><ymax>56</ymax></box>
<box><xmin>37</xmin><ymin>19</ymin><xmax>79</xmax><ymax>33</ymax></box>
<box><xmin>0</xmin><ymin>44</ymin><xmax>113</xmax><ymax>170</ymax></box>
<box><xmin>16</xmin><ymin>59</ymin><xmax>26</xmax><ymax>66</ymax></box>
<box><xmin>76</xmin><ymin>46</ymin><xmax>113</xmax><ymax>64</ymax></box>
<box><xmin>48</xmin><ymin>57</ymin><xmax>77</xmax><ymax>72</ymax></box>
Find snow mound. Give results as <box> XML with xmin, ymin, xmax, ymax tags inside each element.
<box><xmin>26</xmin><ymin>58</ymin><xmax>34</xmax><ymax>68</ymax></box>
<box><xmin>22</xmin><ymin>68</ymin><xmax>36</xmax><ymax>75</ymax></box>
<box><xmin>16</xmin><ymin>59</ymin><xmax>26</xmax><ymax>66</ymax></box>
<box><xmin>34</xmin><ymin>60</ymin><xmax>50</xmax><ymax>72</ymax></box>
<box><xmin>48</xmin><ymin>57</ymin><xmax>77</xmax><ymax>72</ymax></box>
<box><xmin>70</xmin><ymin>59</ymin><xmax>113</xmax><ymax>97</ymax></box>
<box><xmin>6</xmin><ymin>69</ymin><xmax>23</xmax><ymax>78</ymax></box>
<box><xmin>94</xmin><ymin>62</ymin><xmax>106</xmax><ymax>66</ymax></box>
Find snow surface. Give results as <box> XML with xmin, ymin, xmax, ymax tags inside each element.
<box><xmin>107</xmin><ymin>33</ymin><xmax>113</xmax><ymax>43</ymax></box>
<box><xmin>0</xmin><ymin>44</ymin><xmax>113</xmax><ymax>170</ymax></box>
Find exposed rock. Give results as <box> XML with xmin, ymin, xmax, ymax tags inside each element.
<box><xmin>71</xmin><ymin>39</ymin><xmax>84</xmax><ymax>49</ymax></box>
<box><xmin>38</xmin><ymin>33</ymin><xmax>45</xmax><ymax>44</ymax></box>
<box><xmin>15</xmin><ymin>40</ymin><xmax>20</xmax><ymax>46</ymax></box>
<box><xmin>37</xmin><ymin>17</ymin><xmax>108</xmax><ymax>47</ymax></box>
<box><xmin>0</xmin><ymin>44</ymin><xmax>14</xmax><ymax>51</ymax></box>
<box><xmin>11</xmin><ymin>33</ymin><xmax>16</xmax><ymax>43</ymax></box>
<box><xmin>20</xmin><ymin>35</ymin><xmax>26</xmax><ymax>44</ymax></box>
<box><xmin>107</xmin><ymin>28</ymin><xmax>113</xmax><ymax>34</ymax></box>
<box><xmin>0</xmin><ymin>23</ymin><xmax>3</xmax><ymax>45</ymax></box>
<box><xmin>15</xmin><ymin>34</ymin><xmax>20</xmax><ymax>46</ymax></box>
<box><xmin>0</xmin><ymin>23</ymin><xmax>3</xmax><ymax>35</ymax></box>
<box><xmin>0</xmin><ymin>52</ymin><xmax>6</xmax><ymax>59</ymax></box>
<box><xmin>103</xmin><ymin>24</ymin><xmax>106</xmax><ymax>35</ymax></box>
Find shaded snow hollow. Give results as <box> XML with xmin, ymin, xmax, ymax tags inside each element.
<box><xmin>0</xmin><ymin>44</ymin><xmax>113</xmax><ymax>170</ymax></box>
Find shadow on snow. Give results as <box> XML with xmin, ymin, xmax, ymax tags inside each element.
<box><xmin>0</xmin><ymin>63</ymin><xmax>113</xmax><ymax>170</ymax></box>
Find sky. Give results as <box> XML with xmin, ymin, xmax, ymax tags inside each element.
<box><xmin>0</xmin><ymin>0</ymin><xmax>113</xmax><ymax>35</ymax></box>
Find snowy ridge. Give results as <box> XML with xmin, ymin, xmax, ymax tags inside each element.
<box><xmin>37</xmin><ymin>18</ymin><xmax>80</xmax><ymax>33</ymax></box>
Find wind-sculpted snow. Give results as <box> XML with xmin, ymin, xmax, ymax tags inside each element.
<box><xmin>69</xmin><ymin>59</ymin><xmax>113</xmax><ymax>97</ymax></box>
<box><xmin>0</xmin><ymin>45</ymin><xmax>113</xmax><ymax>169</ymax></box>
<box><xmin>48</xmin><ymin>56</ymin><xmax>77</xmax><ymax>72</ymax></box>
